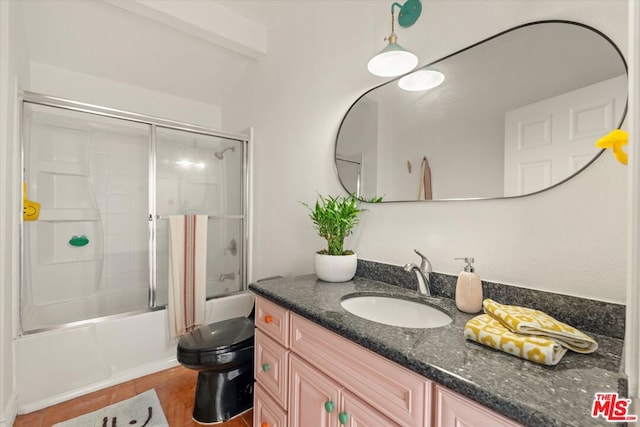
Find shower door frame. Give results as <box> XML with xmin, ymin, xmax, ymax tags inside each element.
<box><xmin>19</xmin><ymin>91</ymin><xmax>251</xmax><ymax>335</ymax></box>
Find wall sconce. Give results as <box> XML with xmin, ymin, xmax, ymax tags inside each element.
<box><xmin>367</xmin><ymin>0</ymin><xmax>422</xmax><ymax>77</ymax></box>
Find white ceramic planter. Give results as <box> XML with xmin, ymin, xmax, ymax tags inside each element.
<box><xmin>314</xmin><ymin>252</ymin><xmax>358</xmax><ymax>282</ymax></box>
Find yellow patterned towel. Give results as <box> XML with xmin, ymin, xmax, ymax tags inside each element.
<box><xmin>464</xmin><ymin>314</ymin><xmax>567</xmax><ymax>365</ymax></box>
<box><xmin>483</xmin><ymin>299</ymin><xmax>598</xmax><ymax>354</ymax></box>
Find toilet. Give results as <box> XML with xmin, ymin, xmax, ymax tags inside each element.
<box><xmin>177</xmin><ymin>316</ymin><xmax>255</xmax><ymax>424</ymax></box>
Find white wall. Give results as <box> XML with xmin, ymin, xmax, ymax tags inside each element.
<box><xmin>29</xmin><ymin>62</ymin><xmax>222</xmax><ymax>129</ymax></box>
<box><xmin>0</xmin><ymin>0</ymin><xmax>29</xmax><ymax>424</ymax></box>
<box><xmin>222</xmin><ymin>0</ymin><xmax>629</xmax><ymax>303</ymax></box>
<box><xmin>0</xmin><ymin>3</ymin><xmax>15</xmax><ymax>422</ymax></box>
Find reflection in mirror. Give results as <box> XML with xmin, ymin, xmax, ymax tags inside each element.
<box><xmin>336</xmin><ymin>21</ymin><xmax>628</xmax><ymax>201</ymax></box>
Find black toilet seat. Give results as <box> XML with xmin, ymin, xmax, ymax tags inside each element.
<box><xmin>177</xmin><ymin>316</ymin><xmax>254</xmax><ymax>368</ymax></box>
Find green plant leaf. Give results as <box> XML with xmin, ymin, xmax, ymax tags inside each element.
<box><xmin>301</xmin><ymin>193</ymin><xmax>370</xmax><ymax>255</ymax></box>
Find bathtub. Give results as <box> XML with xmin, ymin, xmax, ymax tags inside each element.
<box><xmin>15</xmin><ymin>292</ymin><xmax>254</xmax><ymax>413</ymax></box>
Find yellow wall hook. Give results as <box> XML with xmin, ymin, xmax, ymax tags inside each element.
<box><xmin>595</xmin><ymin>129</ymin><xmax>628</xmax><ymax>165</ymax></box>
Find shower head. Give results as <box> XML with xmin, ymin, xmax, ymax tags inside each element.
<box><xmin>214</xmin><ymin>147</ymin><xmax>235</xmax><ymax>160</ymax></box>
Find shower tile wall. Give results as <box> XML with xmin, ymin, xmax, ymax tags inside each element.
<box><xmin>22</xmin><ymin>104</ymin><xmax>151</xmax><ymax>332</ymax></box>
<box><xmin>89</xmin><ymin>130</ymin><xmax>149</xmax><ymax>303</ymax></box>
<box><xmin>28</xmin><ymin>122</ymin><xmax>102</xmax><ymax>305</ymax></box>
<box><xmin>155</xmin><ymin>128</ymin><xmax>244</xmax><ymax>307</ymax></box>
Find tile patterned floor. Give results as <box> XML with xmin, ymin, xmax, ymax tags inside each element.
<box><xmin>13</xmin><ymin>366</ymin><xmax>253</xmax><ymax>426</ymax></box>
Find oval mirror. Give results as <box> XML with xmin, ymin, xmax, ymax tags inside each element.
<box><xmin>335</xmin><ymin>21</ymin><xmax>627</xmax><ymax>201</ymax></box>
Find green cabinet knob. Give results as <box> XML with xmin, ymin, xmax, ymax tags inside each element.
<box><xmin>338</xmin><ymin>412</ymin><xmax>349</xmax><ymax>425</ymax></box>
<box><xmin>262</xmin><ymin>363</ymin><xmax>269</xmax><ymax>372</ymax></box>
<box><xmin>324</xmin><ymin>401</ymin><xmax>334</xmax><ymax>413</ymax></box>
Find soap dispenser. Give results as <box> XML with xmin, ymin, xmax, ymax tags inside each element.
<box><xmin>454</xmin><ymin>257</ymin><xmax>483</xmax><ymax>313</ymax></box>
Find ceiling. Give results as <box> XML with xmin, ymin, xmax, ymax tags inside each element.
<box><xmin>20</xmin><ymin>0</ymin><xmax>288</xmax><ymax>107</ymax></box>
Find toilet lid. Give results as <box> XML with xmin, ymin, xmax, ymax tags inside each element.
<box><xmin>178</xmin><ymin>316</ymin><xmax>254</xmax><ymax>353</ymax></box>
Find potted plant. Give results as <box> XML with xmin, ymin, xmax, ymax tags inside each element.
<box><xmin>302</xmin><ymin>194</ymin><xmax>368</xmax><ymax>282</ymax></box>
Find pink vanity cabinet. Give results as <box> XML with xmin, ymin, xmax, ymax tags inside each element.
<box><xmin>253</xmin><ymin>296</ymin><xmax>523</xmax><ymax>427</ymax></box>
<box><xmin>434</xmin><ymin>385</ymin><xmax>524</xmax><ymax>427</ymax></box>
<box><xmin>254</xmin><ymin>297</ymin><xmax>290</xmax><ymax>427</ymax></box>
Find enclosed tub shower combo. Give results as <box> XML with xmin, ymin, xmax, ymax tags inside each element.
<box><xmin>17</xmin><ymin>92</ymin><xmax>253</xmax><ymax>413</ymax></box>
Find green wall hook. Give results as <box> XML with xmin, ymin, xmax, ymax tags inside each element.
<box><xmin>262</xmin><ymin>363</ymin><xmax>270</xmax><ymax>372</ymax></box>
<box><xmin>69</xmin><ymin>235</ymin><xmax>89</xmax><ymax>247</ymax></box>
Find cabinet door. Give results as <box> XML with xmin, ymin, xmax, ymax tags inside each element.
<box><xmin>340</xmin><ymin>390</ymin><xmax>399</xmax><ymax>427</ymax></box>
<box><xmin>435</xmin><ymin>386</ymin><xmax>523</xmax><ymax>427</ymax></box>
<box><xmin>255</xmin><ymin>329</ymin><xmax>290</xmax><ymax>409</ymax></box>
<box><xmin>291</xmin><ymin>313</ymin><xmax>429</xmax><ymax>426</ymax></box>
<box><xmin>289</xmin><ymin>355</ymin><xmax>340</xmax><ymax>427</ymax></box>
<box><xmin>254</xmin><ymin>384</ymin><xmax>288</xmax><ymax>427</ymax></box>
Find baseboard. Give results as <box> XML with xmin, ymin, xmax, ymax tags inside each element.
<box><xmin>17</xmin><ymin>358</ymin><xmax>179</xmax><ymax>415</ymax></box>
<box><xmin>0</xmin><ymin>392</ymin><xmax>17</xmax><ymax>427</ymax></box>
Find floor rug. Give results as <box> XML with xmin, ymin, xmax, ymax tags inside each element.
<box><xmin>53</xmin><ymin>389</ymin><xmax>169</xmax><ymax>427</ymax></box>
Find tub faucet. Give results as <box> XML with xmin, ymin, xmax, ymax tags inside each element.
<box><xmin>403</xmin><ymin>249</ymin><xmax>432</xmax><ymax>297</ymax></box>
<box><xmin>219</xmin><ymin>272</ymin><xmax>236</xmax><ymax>282</ymax></box>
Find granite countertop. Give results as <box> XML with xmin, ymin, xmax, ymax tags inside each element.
<box><xmin>249</xmin><ymin>274</ymin><xmax>625</xmax><ymax>427</ymax></box>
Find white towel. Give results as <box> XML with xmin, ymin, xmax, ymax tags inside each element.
<box><xmin>168</xmin><ymin>215</ymin><xmax>208</xmax><ymax>339</ymax></box>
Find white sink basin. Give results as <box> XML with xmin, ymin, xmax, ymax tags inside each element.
<box><xmin>341</xmin><ymin>295</ymin><xmax>452</xmax><ymax>329</ymax></box>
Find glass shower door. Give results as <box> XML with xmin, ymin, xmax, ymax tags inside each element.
<box><xmin>21</xmin><ymin>103</ymin><xmax>151</xmax><ymax>332</ymax></box>
<box><xmin>21</xmin><ymin>95</ymin><xmax>250</xmax><ymax>334</ymax></box>
<box><xmin>154</xmin><ymin>127</ymin><xmax>245</xmax><ymax>307</ymax></box>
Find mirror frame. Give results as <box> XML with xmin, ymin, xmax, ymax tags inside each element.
<box><xmin>335</xmin><ymin>20</ymin><xmax>628</xmax><ymax>202</ymax></box>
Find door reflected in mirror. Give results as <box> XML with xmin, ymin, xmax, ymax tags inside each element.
<box><xmin>335</xmin><ymin>21</ymin><xmax>628</xmax><ymax>202</ymax></box>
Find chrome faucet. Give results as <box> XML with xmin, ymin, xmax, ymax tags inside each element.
<box><xmin>403</xmin><ymin>249</ymin><xmax>432</xmax><ymax>297</ymax></box>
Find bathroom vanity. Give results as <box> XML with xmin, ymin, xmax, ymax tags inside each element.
<box><xmin>250</xmin><ymin>274</ymin><xmax>625</xmax><ymax>427</ymax></box>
